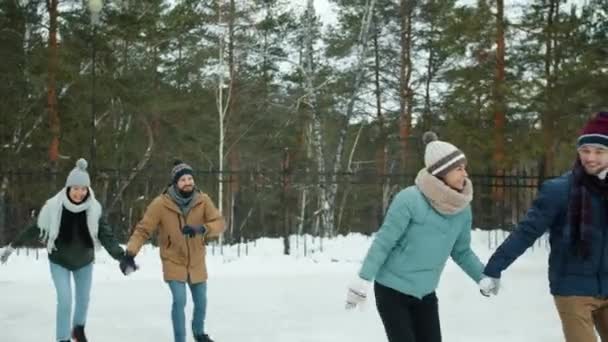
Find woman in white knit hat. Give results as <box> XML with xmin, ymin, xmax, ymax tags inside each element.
<box><xmin>345</xmin><ymin>132</ymin><xmax>486</xmax><ymax>342</ymax></box>
<box><xmin>0</xmin><ymin>158</ymin><xmax>127</xmax><ymax>342</ymax></box>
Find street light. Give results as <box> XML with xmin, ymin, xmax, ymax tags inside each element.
<box><xmin>88</xmin><ymin>0</ymin><xmax>103</xmax><ymax>25</ymax></box>
<box><xmin>88</xmin><ymin>0</ymin><xmax>103</xmax><ymax>177</ymax></box>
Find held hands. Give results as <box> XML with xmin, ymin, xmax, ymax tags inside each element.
<box><xmin>182</xmin><ymin>224</ymin><xmax>207</xmax><ymax>238</ymax></box>
<box><xmin>479</xmin><ymin>275</ymin><xmax>500</xmax><ymax>297</ymax></box>
<box><xmin>119</xmin><ymin>252</ymin><xmax>139</xmax><ymax>276</ymax></box>
<box><xmin>0</xmin><ymin>244</ymin><xmax>15</xmax><ymax>264</ymax></box>
<box><xmin>345</xmin><ymin>277</ymin><xmax>372</xmax><ymax>310</ymax></box>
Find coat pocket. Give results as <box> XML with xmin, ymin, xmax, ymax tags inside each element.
<box><xmin>556</xmin><ymin>234</ymin><xmax>596</xmax><ymax>275</ymax></box>
<box><xmin>561</xmin><ymin>249</ymin><xmax>596</xmax><ymax>275</ymax></box>
<box><xmin>160</xmin><ymin>233</ymin><xmax>186</xmax><ymax>262</ymax></box>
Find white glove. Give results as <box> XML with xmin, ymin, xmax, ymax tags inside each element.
<box><xmin>0</xmin><ymin>244</ymin><xmax>15</xmax><ymax>264</ymax></box>
<box><xmin>345</xmin><ymin>277</ymin><xmax>372</xmax><ymax>310</ymax></box>
<box><xmin>479</xmin><ymin>276</ymin><xmax>500</xmax><ymax>296</ymax></box>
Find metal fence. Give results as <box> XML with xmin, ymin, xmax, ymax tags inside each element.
<box><xmin>0</xmin><ymin>166</ymin><xmax>556</xmax><ymax>247</ymax></box>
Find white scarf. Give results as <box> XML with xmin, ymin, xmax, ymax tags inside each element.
<box><xmin>415</xmin><ymin>168</ymin><xmax>473</xmax><ymax>215</ymax></box>
<box><xmin>36</xmin><ymin>188</ymin><xmax>102</xmax><ymax>253</ymax></box>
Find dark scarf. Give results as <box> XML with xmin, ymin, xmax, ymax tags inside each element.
<box><xmin>167</xmin><ymin>184</ymin><xmax>197</xmax><ymax>217</ymax></box>
<box><xmin>569</xmin><ymin>158</ymin><xmax>608</xmax><ymax>258</ymax></box>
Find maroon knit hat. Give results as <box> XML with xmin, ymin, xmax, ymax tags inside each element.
<box><xmin>577</xmin><ymin>112</ymin><xmax>608</xmax><ymax>149</ymax></box>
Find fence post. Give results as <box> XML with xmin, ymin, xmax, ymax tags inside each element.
<box><xmin>282</xmin><ymin>148</ymin><xmax>291</xmax><ymax>255</ymax></box>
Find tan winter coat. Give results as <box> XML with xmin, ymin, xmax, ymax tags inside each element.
<box><xmin>126</xmin><ymin>191</ymin><xmax>225</xmax><ymax>283</ymax></box>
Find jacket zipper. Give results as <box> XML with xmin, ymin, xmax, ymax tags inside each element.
<box><xmin>177</xmin><ymin>213</ymin><xmax>191</xmax><ymax>281</ymax></box>
<box><xmin>600</xmin><ymin>200</ymin><xmax>607</xmax><ymax>295</ymax></box>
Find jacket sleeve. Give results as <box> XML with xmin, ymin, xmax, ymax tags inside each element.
<box><xmin>10</xmin><ymin>223</ymin><xmax>41</xmax><ymax>248</ymax></box>
<box><xmin>484</xmin><ymin>179</ymin><xmax>563</xmax><ymax>278</ymax></box>
<box><xmin>126</xmin><ymin>198</ymin><xmax>162</xmax><ymax>256</ymax></box>
<box><xmin>358</xmin><ymin>190</ymin><xmax>413</xmax><ymax>281</ymax></box>
<box><xmin>97</xmin><ymin>216</ymin><xmax>125</xmax><ymax>261</ymax></box>
<box><xmin>202</xmin><ymin>194</ymin><xmax>225</xmax><ymax>238</ymax></box>
<box><xmin>12</xmin><ymin>200</ymin><xmax>51</xmax><ymax>247</ymax></box>
<box><xmin>451</xmin><ymin>212</ymin><xmax>484</xmax><ymax>283</ymax></box>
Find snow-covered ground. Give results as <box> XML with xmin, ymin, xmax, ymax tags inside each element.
<box><xmin>0</xmin><ymin>231</ymin><xmax>562</xmax><ymax>341</ymax></box>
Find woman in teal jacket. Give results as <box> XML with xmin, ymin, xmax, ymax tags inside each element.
<box><xmin>345</xmin><ymin>132</ymin><xmax>485</xmax><ymax>342</ymax></box>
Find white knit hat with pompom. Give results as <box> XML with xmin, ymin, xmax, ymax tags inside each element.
<box><xmin>65</xmin><ymin>158</ymin><xmax>91</xmax><ymax>187</ymax></box>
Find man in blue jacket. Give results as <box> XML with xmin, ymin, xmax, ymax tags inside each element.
<box><xmin>480</xmin><ymin>112</ymin><xmax>608</xmax><ymax>342</ymax></box>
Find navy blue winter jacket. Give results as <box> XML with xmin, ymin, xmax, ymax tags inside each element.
<box><xmin>484</xmin><ymin>172</ymin><xmax>608</xmax><ymax>296</ymax></box>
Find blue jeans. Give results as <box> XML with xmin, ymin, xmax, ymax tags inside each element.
<box><xmin>49</xmin><ymin>262</ymin><xmax>93</xmax><ymax>341</ymax></box>
<box><xmin>167</xmin><ymin>281</ymin><xmax>207</xmax><ymax>342</ymax></box>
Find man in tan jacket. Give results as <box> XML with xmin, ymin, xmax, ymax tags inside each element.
<box><xmin>121</xmin><ymin>160</ymin><xmax>225</xmax><ymax>342</ymax></box>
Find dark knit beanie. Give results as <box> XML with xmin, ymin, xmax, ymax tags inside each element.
<box><xmin>171</xmin><ymin>160</ymin><xmax>194</xmax><ymax>184</ymax></box>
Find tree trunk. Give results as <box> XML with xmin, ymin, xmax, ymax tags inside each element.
<box><xmin>105</xmin><ymin>116</ymin><xmax>154</xmax><ymax>217</ymax></box>
<box><xmin>47</xmin><ymin>0</ymin><xmax>60</xmax><ymax>172</ymax></box>
<box><xmin>304</xmin><ymin>0</ymin><xmax>328</xmax><ymax>237</ymax></box>
<box><xmin>215</xmin><ymin>0</ymin><xmax>231</xmax><ymax>250</ymax></box>
<box><xmin>225</xmin><ymin>0</ymin><xmax>240</xmax><ymax>244</ymax></box>
<box><xmin>423</xmin><ymin>15</ymin><xmax>434</xmax><ymax>131</ymax></box>
<box><xmin>326</xmin><ymin>0</ymin><xmax>377</xmax><ymax>237</ymax></box>
<box><xmin>0</xmin><ymin>0</ymin><xmax>28</xmax><ymax>244</ymax></box>
<box><xmin>336</xmin><ymin>123</ymin><xmax>364</xmax><ymax>234</ymax></box>
<box><xmin>399</xmin><ymin>0</ymin><xmax>414</xmax><ymax>174</ymax></box>
<box><xmin>493</xmin><ymin>0</ymin><xmax>506</xmax><ymax>200</ymax></box>
<box><xmin>541</xmin><ymin>0</ymin><xmax>558</xmax><ymax>178</ymax></box>
<box><xmin>282</xmin><ymin>148</ymin><xmax>291</xmax><ymax>255</ymax></box>
<box><xmin>0</xmin><ymin>176</ymin><xmax>8</xmax><ymax>245</ymax></box>
<box><xmin>373</xmin><ymin>15</ymin><xmax>388</xmax><ymax>231</ymax></box>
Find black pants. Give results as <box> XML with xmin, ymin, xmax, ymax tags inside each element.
<box><xmin>374</xmin><ymin>282</ymin><xmax>441</xmax><ymax>342</ymax></box>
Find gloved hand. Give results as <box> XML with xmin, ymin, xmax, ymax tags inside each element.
<box><xmin>479</xmin><ymin>275</ymin><xmax>500</xmax><ymax>296</ymax></box>
<box><xmin>182</xmin><ymin>224</ymin><xmax>207</xmax><ymax>238</ymax></box>
<box><xmin>119</xmin><ymin>252</ymin><xmax>138</xmax><ymax>276</ymax></box>
<box><xmin>345</xmin><ymin>277</ymin><xmax>372</xmax><ymax>310</ymax></box>
<box><xmin>0</xmin><ymin>244</ymin><xmax>15</xmax><ymax>264</ymax></box>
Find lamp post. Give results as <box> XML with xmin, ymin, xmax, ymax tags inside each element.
<box><xmin>88</xmin><ymin>0</ymin><xmax>102</xmax><ymax>177</ymax></box>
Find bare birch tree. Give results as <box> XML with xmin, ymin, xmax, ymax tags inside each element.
<box><xmin>303</xmin><ymin>0</ymin><xmax>377</xmax><ymax>237</ymax></box>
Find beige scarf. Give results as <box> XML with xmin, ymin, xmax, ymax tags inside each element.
<box><xmin>414</xmin><ymin>168</ymin><xmax>473</xmax><ymax>215</ymax></box>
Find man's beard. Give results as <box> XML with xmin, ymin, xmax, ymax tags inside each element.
<box><xmin>178</xmin><ymin>186</ymin><xmax>194</xmax><ymax>197</ymax></box>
